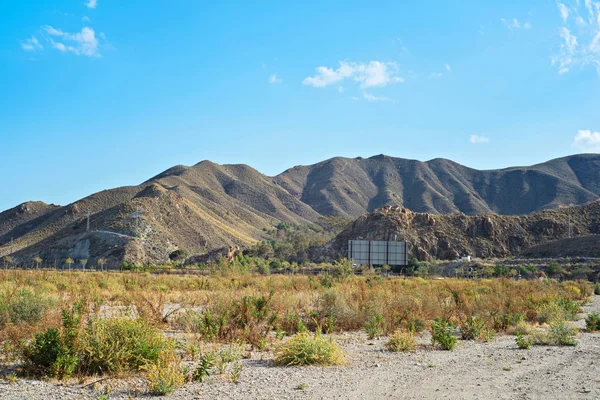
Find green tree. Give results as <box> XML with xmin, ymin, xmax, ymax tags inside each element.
<box><xmin>65</xmin><ymin>257</ymin><xmax>74</xmax><ymax>271</ymax></box>
<box><xmin>97</xmin><ymin>258</ymin><xmax>107</xmax><ymax>271</ymax></box>
<box><xmin>80</xmin><ymin>259</ymin><xmax>88</xmax><ymax>271</ymax></box>
<box><xmin>34</xmin><ymin>256</ymin><xmax>43</xmax><ymax>269</ymax></box>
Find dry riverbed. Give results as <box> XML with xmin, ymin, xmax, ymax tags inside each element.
<box><xmin>2</xmin><ymin>296</ymin><xmax>600</xmax><ymax>400</ymax></box>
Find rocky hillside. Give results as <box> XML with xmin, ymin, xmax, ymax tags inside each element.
<box><xmin>2</xmin><ymin>153</ymin><xmax>600</xmax><ymax>266</ymax></box>
<box><xmin>323</xmin><ymin>201</ymin><xmax>600</xmax><ymax>261</ymax></box>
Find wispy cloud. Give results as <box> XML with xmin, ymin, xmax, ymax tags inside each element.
<box><xmin>552</xmin><ymin>0</ymin><xmax>600</xmax><ymax>75</ymax></box>
<box><xmin>363</xmin><ymin>92</ymin><xmax>391</xmax><ymax>102</ymax></box>
<box><xmin>430</xmin><ymin>72</ymin><xmax>444</xmax><ymax>78</ymax></box>
<box><xmin>86</xmin><ymin>0</ymin><xmax>97</xmax><ymax>9</ymax></box>
<box><xmin>469</xmin><ymin>135</ymin><xmax>490</xmax><ymax>144</ymax></box>
<box><xmin>303</xmin><ymin>61</ymin><xmax>404</xmax><ymax>88</ymax></box>
<box><xmin>573</xmin><ymin>130</ymin><xmax>600</xmax><ymax>151</ymax></box>
<box><xmin>82</xmin><ymin>16</ymin><xmax>91</xmax><ymax>23</ymax></box>
<box><xmin>501</xmin><ymin>18</ymin><xmax>531</xmax><ymax>30</ymax></box>
<box><xmin>337</xmin><ymin>86</ymin><xmax>344</xmax><ymax>93</ymax></box>
<box><xmin>445</xmin><ymin>64</ymin><xmax>451</xmax><ymax>71</ymax></box>
<box><xmin>43</xmin><ymin>25</ymin><xmax>100</xmax><ymax>57</ymax></box>
<box><xmin>21</xmin><ymin>36</ymin><xmax>43</xmax><ymax>52</ymax></box>
<box><xmin>269</xmin><ymin>74</ymin><xmax>282</xmax><ymax>84</ymax></box>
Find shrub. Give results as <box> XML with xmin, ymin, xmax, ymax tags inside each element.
<box><xmin>23</xmin><ymin>306</ymin><xmax>82</xmax><ymax>379</ymax></box>
<box><xmin>515</xmin><ymin>333</ymin><xmax>532</xmax><ymax>349</ymax></box>
<box><xmin>431</xmin><ymin>318</ymin><xmax>457</xmax><ymax>350</ymax></box>
<box><xmin>274</xmin><ymin>332</ymin><xmax>344</xmax><ymax>366</ymax></box>
<box><xmin>404</xmin><ymin>318</ymin><xmax>426</xmax><ymax>334</ymax></box>
<box><xmin>144</xmin><ymin>353</ymin><xmax>185</xmax><ymax>396</ymax></box>
<box><xmin>386</xmin><ymin>331</ymin><xmax>417</xmax><ymax>352</ymax></box>
<box><xmin>460</xmin><ymin>316</ymin><xmax>485</xmax><ymax>340</ymax></box>
<box><xmin>80</xmin><ymin>317</ymin><xmax>173</xmax><ymax>374</ymax></box>
<box><xmin>585</xmin><ymin>312</ymin><xmax>600</xmax><ymax>331</ymax></box>
<box><xmin>365</xmin><ymin>314</ymin><xmax>384</xmax><ymax>339</ymax></box>
<box><xmin>548</xmin><ymin>321</ymin><xmax>578</xmax><ymax>346</ymax></box>
<box><xmin>594</xmin><ymin>282</ymin><xmax>600</xmax><ymax>296</ymax></box>
<box><xmin>0</xmin><ymin>289</ymin><xmax>50</xmax><ymax>328</ymax></box>
<box><xmin>192</xmin><ymin>353</ymin><xmax>215</xmax><ymax>383</ymax></box>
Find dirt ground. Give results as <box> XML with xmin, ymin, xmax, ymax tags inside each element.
<box><xmin>2</xmin><ymin>296</ymin><xmax>599</xmax><ymax>400</ymax></box>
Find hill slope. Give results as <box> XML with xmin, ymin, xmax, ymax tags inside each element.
<box><xmin>275</xmin><ymin>153</ymin><xmax>600</xmax><ymax>216</ymax></box>
<box><xmin>323</xmin><ymin>201</ymin><xmax>600</xmax><ymax>261</ymax></box>
<box><xmin>1</xmin><ymin>153</ymin><xmax>600</xmax><ymax>266</ymax></box>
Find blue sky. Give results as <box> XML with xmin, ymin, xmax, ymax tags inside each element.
<box><xmin>1</xmin><ymin>0</ymin><xmax>600</xmax><ymax>212</ymax></box>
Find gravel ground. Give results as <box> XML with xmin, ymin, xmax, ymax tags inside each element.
<box><xmin>2</xmin><ymin>296</ymin><xmax>599</xmax><ymax>400</ymax></box>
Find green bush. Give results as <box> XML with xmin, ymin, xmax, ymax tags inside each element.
<box><xmin>460</xmin><ymin>316</ymin><xmax>486</xmax><ymax>340</ymax></box>
<box><xmin>365</xmin><ymin>314</ymin><xmax>384</xmax><ymax>339</ymax></box>
<box><xmin>23</xmin><ymin>308</ymin><xmax>81</xmax><ymax>379</ymax></box>
<box><xmin>386</xmin><ymin>331</ymin><xmax>417</xmax><ymax>352</ymax></box>
<box><xmin>274</xmin><ymin>332</ymin><xmax>344</xmax><ymax>366</ymax></box>
<box><xmin>80</xmin><ymin>317</ymin><xmax>173</xmax><ymax>374</ymax></box>
<box><xmin>548</xmin><ymin>321</ymin><xmax>578</xmax><ymax>346</ymax></box>
<box><xmin>594</xmin><ymin>282</ymin><xmax>600</xmax><ymax>296</ymax></box>
<box><xmin>515</xmin><ymin>333</ymin><xmax>532</xmax><ymax>349</ymax></box>
<box><xmin>404</xmin><ymin>318</ymin><xmax>426</xmax><ymax>334</ymax></box>
<box><xmin>585</xmin><ymin>312</ymin><xmax>600</xmax><ymax>331</ymax></box>
<box><xmin>192</xmin><ymin>353</ymin><xmax>215</xmax><ymax>383</ymax></box>
<box><xmin>431</xmin><ymin>318</ymin><xmax>457</xmax><ymax>350</ymax></box>
<box><xmin>0</xmin><ymin>289</ymin><xmax>50</xmax><ymax>328</ymax></box>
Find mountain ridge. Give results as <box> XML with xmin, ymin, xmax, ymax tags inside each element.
<box><xmin>1</xmin><ymin>153</ymin><xmax>600</xmax><ymax>266</ymax></box>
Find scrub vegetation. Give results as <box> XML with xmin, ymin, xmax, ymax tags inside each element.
<box><xmin>0</xmin><ymin>269</ymin><xmax>593</xmax><ymax>395</ymax></box>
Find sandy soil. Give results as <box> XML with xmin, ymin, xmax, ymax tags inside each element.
<box><xmin>2</xmin><ymin>296</ymin><xmax>599</xmax><ymax>400</ymax></box>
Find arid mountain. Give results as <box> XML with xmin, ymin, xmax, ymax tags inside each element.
<box><xmin>323</xmin><ymin>202</ymin><xmax>600</xmax><ymax>262</ymax></box>
<box><xmin>1</xmin><ymin>154</ymin><xmax>600</xmax><ymax>266</ymax></box>
<box><xmin>275</xmin><ymin>153</ymin><xmax>600</xmax><ymax>216</ymax></box>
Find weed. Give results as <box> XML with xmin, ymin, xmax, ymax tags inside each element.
<box><xmin>365</xmin><ymin>314</ymin><xmax>384</xmax><ymax>340</ymax></box>
<box><xmin>386</xmin><ymin>330</ymin><xmax>417</xmax><ymax>352</ymax></box>
<box><xmin>594</xmin><ymin>282</ymin><xmax>600</xmax><ymax>296</ymax></box>
<box><xmin>502</xmin><ymin>366</ymin><xmax>512</xmax><ymax>371</ymax></box>
<box><xmin>192</xmin><ymin>353</ymin><xmax>215</xmax><ymax>383</ymax></box>
<box><xmin>274</xmin><ymin>332</ymin><xmax>344</xmax><ymax>366</ymax></box>
<box><xmin>144</xmin><ymin>353</ymin><xmax>185</xmax><ymax>396</ymax></box>
<box><xmin>548</xmin><ymin>321</ymin><xmax>578</xmax><ymax>346</ymax></box>
<box><xmin>515</xmin><ymin>333</ymin><xmax>533</xmax><ymax>349</ymax></box>
<box><xmin>585</xmin><ymin>312</ymin><xmax>600</xmax><ymax>331</ymax></box>
<box><xmin>431</xmin><ymin>318</ymin><xmax>457</xmax><ymax>350</ymax></box>
<box><xmin>81</xmin><ymin>317</ymin><xmax>173</xmax><ymax>374</ymax></box>
<box><xmin>6</xmin><ymin>372</ymin><xmax>18</xmax><ymax>384</ymax></box>
<box><xmin>230</xmin><ymin>361</ymin><xmax>243</xmax><ymax>383</ymax></box>
<box><xmin>295</xmin><ymin>383</ymin><xmax>308</xmax><ymax>390</ymax></box>
<box><xmin>426</xmin><ymin>361</ymin><xmax>436</xmax><ymax>368</ymax></box>
<box><xmin>460</xmin><ymin>316</ymin><xmax>485</xmax><ymax>340</ymax></box>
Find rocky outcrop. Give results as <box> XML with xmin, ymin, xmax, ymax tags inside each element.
<box><xmin>321</xmin><ymin>201</ymin><xmax>600</xmax><ymax>261</ymax></box>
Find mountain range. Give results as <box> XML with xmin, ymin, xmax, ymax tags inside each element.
<box><xmin>1</xmin><ymin>153</ymin><xmax>599</xmax><ymax>266</ymax></box>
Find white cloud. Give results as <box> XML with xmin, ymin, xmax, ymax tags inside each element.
<box><xmin>501</xmin><ymin>18</ymin><xmax>531</xmax><ymax>30</ymax></box>
<box><xmin>303</xmin><ymin>61</ymin><xmax>404</xmax><ymax>88</ymax></box>
<box><xmin>558</xmin><ymin>2</ymin><xmax>570</xmax><ymax>22</ymax></box>
<box><xmin>445</xmin><ymin>64</ymin><xmax>451</xmax><ymax>71</ymax></box>
<box><xmin>553</xmin><ymin>0</ymin><xmax>600</xmax><ymax>75</ymax></box>
<box><xmin>82</xmin><ymin>16</ymin><xmax>91</xmax><ymax>23</ymax></box>
<box><xmin>350</xmin><ymin>96</ymin><xmax>360</xmax><ymax>100</ymax></box>
<box><xmin>363</xmin><ymin>92</ymin><xmax>391</xmax><ymax>102</ymax></box>
<box><xmin>337</xmin><ymin>86</ymin><xmax>344</xmax><ymax>93</ymax></box>
<box><xmin>269</xmin><ymin>74</ymin><xmax>282</xmax><ymax>84</ymax></box>
<box><xmin>573</xmin><ymin>130</ymin><xmax>600</xmax><ymax>151</ymax></box>
<box><xmin>469</xmin><ymin>135</ymin><xmax>490</xmax><ymax>144</ymax></box>
<box><xmin>43</xmin><ymin>25</ymin><xmax>100</xmax><ymax>57</ymax></box>
<box><xmin>86</xmin><ymin>0</ymin><xmax>97</xmax><ymax>9</ymax></box>
<box><xmin>430</xmin><ymin>72</ymin><xmax>444</xmax><ymax>78</ymax></box>
<box><xmin>21</xmin><ymin>36</ymin><xmax>42</xmax><ymax>52</ymax></box>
